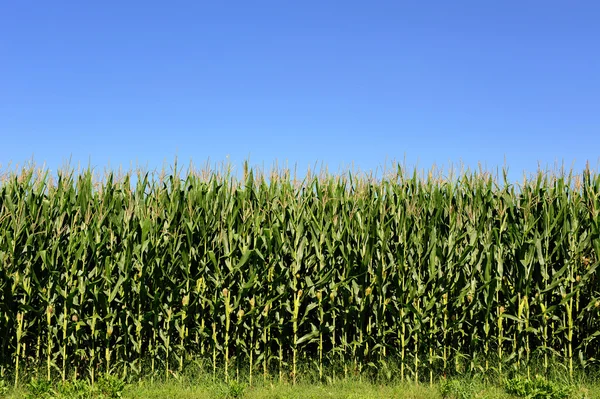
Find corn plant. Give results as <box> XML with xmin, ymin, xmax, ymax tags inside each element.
<box><xmin>0</xmin><ymin>162</ymin><xmax>598</xmax><ymax>384</ymax></box>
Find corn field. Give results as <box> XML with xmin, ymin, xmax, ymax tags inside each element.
<box><xmin>1</xmin><ymin>163</ymin><xmax>599</xmax><ymax>385</ymax></box>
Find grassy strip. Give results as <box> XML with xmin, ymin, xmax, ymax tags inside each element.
<box><xmin>2</xmin><ymin>374</ymin><xmax>599</xmax><ymax>399</ymax></box>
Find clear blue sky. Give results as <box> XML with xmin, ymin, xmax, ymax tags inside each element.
<box><xmin>1</xmin><ymin>1</ymin><xmax>599</xmax><ymax>181</ymax></box>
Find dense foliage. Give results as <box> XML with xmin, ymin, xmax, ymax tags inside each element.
<box><xmin>1</xmin><ymin>164</ymin><xmax>599</xmax><ymax>385</ymax></box>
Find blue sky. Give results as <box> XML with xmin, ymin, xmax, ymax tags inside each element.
<box><xmin>1</xmin><ymin>1</ymin><xmax>599</xmax><ymax>181</ymax></box>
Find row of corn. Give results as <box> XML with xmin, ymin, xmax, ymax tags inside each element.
<box><xmin>0</xmin><ymin>163</ymin><xmax>599</xmax><ymax>386</ymax></box>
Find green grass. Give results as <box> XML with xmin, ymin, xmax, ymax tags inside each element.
<box><xmin>123</xmin><ymin>380</ymin><xmax>442</xmax><ymax>399</ymax></box>
<box><xmin>2</xmin><ymin>374</ymin><xmax>599</xmax><ymax>399</ymax></box>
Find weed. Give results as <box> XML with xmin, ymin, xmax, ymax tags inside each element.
<box><xmin>504</xmin><ymin>375</ymin><xmax>573</xmax><ymax>399</ymax></box>
<box><xmin>57</xmin><ymin>379</ymin><xmax>93</xmax><ymax>399</ymax></box>
<box><xmin>0</xmin><ymin>378</ymin><xmax>8</xmax><ymax>396</ymax></box>
<box><xmin>439</xmin><ymin>378</ymin><xmax>476</xmax><ymax>399</ymax></box>
<box><xmin>25</xmin><ymin>377</ymin><xmax>55</xmax><ymax>399</ymax></box>
<box><xmin>97</xmin><ymin>375</ymin><xmax>126</xmax><ymax>398</ymax></box>
<box><xmin>216</xmin><ymin>380</ymin><xmax>247</xmax><ymax>398</ymax></box>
